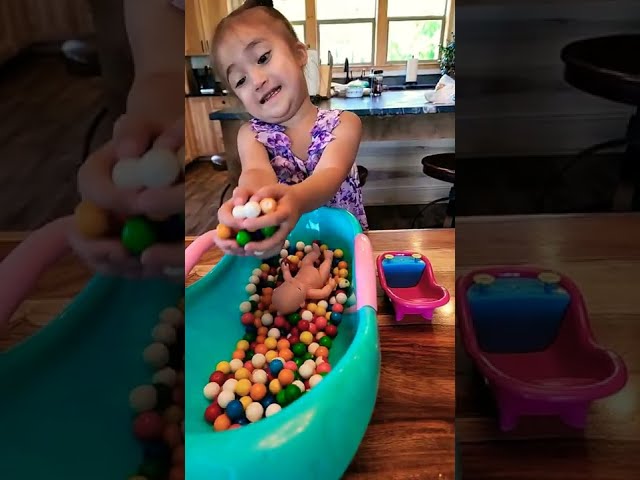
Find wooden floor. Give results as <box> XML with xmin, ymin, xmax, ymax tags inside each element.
<box><xmin>0</xmin><ymin>52</ymin><xmax>112</xmax><ymax>230</ymax></box>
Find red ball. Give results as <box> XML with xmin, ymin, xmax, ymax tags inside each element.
<box><xmin>290</xmin><ymin>327</ymin><xmax>299</xmax><ymax>337</ymax></box>
<box><xmin>297</xmin><ymin>320</ymin><xmax>310</xmax><ymax>331</ymax></box>
<box><xmin>267</xmin><ymin>372</ymin><xmax>274</xmax><ymax>382</ymax></box>
<box><xmin>314</xmin><ymin>317</ymin><xmax>328</xmax><ymax>330</ymax></box>
<box><xmin>325</xmin><ymin>324</ymin><xmax>338</xmax><ymax>338</ymax></box>
<box><xmin>258</xmin><ymin>302</ymin><xmax>266</xmax><ymax>311</ymax></box>
<box><xmin>133</xmin><ymin>411</ymin><xmax>164</xmax><ymax>440</ymax></box>
<box><xmin>229</xmin><ymin>424</ymin><xmax>242</xmax><ymax>430</ymax></box>
<box><xmin>172</xmin><ymin>386</ymin><xmax>184</xmax><ymax>406</ymax></box>
<box><xmin>308</xmin><ymin>323</ymin><xmax>318</xmax><ymax>335</ymax></box>
<box><xmin>304</xmin><ymin>380</ymin><xmax>311</xmax><ymax>390</ymax></box>
<box><xmin>331</xmin><ymin>303</ymin><xmax>344</xmax><ymax>314</ymax></box>
<box><xmin>260</xmin><ymin>272</ymin><xmax>268</xmax><ymax>280</ymax></box>
<box><xmin>335</xmin><ymin>289</ymin><xmax>345</xmax><ymax>297</ymax></box>
<box><xmin>241</xmin><ymin>313</ymin><xmax>254</xmax><ymax>325</ymax></box>
<box><xmin>288</xmin><ymin>335</ymin><xmax>299</xmax><ymax>345</ymax></box>
<box><xmin>317</xmin><ymin>362</ymin><xmax>331</xmax><ymax>374</ymax></box>
<box><xmin>250</xmin><ymin>341</ymin><xmax>257</xmax><ymax>350</ymax></box>
<box><xmin>204</xmin><ymin>403</ymin><xmax>222</xmax><ymax>424</ymax></box>
<box><xmin>244</xmin><ymin>361</ymin><xmax>254</xmax><ymax>371</ymax></box>
<box><xmin>270</xmin><ymin>267</ymin><xmax>278</xmax><ymax>276</ymax></box>
<box><xmin>274</xmin><ymin>316</ymin><xmax>287</xmax><ymax>328</ymax></box>
<box><xmin>284</xmin><ymin>360</ymin><xmax>298</xmax><ymax>371</ymax></box>
<box><xmin>210</xmin><ymin>371</ymin><xmax>226</xmax><ymax>385</ymax></box>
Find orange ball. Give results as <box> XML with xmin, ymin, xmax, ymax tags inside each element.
<box><xmin>277</xmin><ymin>339</ymin><xmax>290</xmax><ymax>351</ymax></box>
<box><xmin>216</xmin><ymin>223</ymin><xmax>232</xmax><ymax>239</ymax></box>
<box><xmin>74</xmin><ymin>200</ymin><xmax>110</xmax><ymax>237</ymax></box>
<box><xmin>260</xmin><ymin>197</ymin><xmax>277</xmax><ymax>214</ymax></box>
<box><xmin>250</xmin><ymin>383</ymin><xmax>267</xmax><ymax>401</ymax></box>
<box><xmin>253</xmin><ymin>317</ymin><xmax>262</xmax><ymax>328</ymax></box>
<box><xmin>258</xmin><ymin>326</ymin><xmax>268</xmax><ymax>336</ymax></box>
<box><xmin>235</xmin><ymin>367</ymin><xmax>251</xmax><ymax>380</ymax></box>
<box><xmin>338</xmin><ymin>261</ymin><xmax>348</xmax><ymax>269</ymax></box>
<box><xmin>232</xmin><ymin>350</ymin><xmax>245</xmax><ymax>360</ymax></box>
<box><xmin>172</xmin><ymin>445</ymin><xmax>184</xmax><ymax>465</ymax></box>
<box><xmin>278</xmin><ymin>369</ymin><xmax>294</xmax><ymax>386</ymax></box>
<box><xmin>279</xmin><ymin>348</ymin><xmax>293</xmax><ymax>361</ymax></box>
<box><xmin>254</xmin><ymin>343</ymin><xmax>268</xmax><ymax>355</ymax></box>
<box><xmin>213</xmin><ymin>414</ymin><xmax>231</xmax><ymax>431</ymax></box>
<box><xmin>315</xmin><ymin>346</ymin><xmax>329</xmax><ymax>358</ymax></box>
<box><xmin>169</xmin><ymin>466</ymin><xmax>185</xmax><ymax>480</ymax></box>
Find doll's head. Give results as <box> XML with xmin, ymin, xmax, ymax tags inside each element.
<box><xmin>271</xmin><ymin>278</ymin><xmax>306</xmax><ymax>315</ymax></box>
<box><xmin>211</xmin><ymin>0</ymin><xmax>309</xmax><ymax>125</ymax></box>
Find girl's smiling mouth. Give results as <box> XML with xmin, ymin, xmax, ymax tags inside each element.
<box><xmin>260</xmin><ymin>86</ymin><xmax>282</xmax><ymax>104</ymax></box>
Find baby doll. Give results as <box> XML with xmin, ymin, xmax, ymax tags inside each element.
<box><xmin>271</xmin><ymin>243</ymin><xmax>336</xmax><ymax>315</ymax></box>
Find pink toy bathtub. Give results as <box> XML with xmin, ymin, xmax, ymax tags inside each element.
<box><xmin>457</xmin><ymin>266</ymin><xmax>628</xmax><ymax>431</ymax></box>
<box><xmin>376</xmin><ymin>251</ymin><xmax>450</xmax><ymax>321</ymax></box>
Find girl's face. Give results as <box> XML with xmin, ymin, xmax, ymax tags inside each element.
<box><xmin>217</xmin><ymin>12</ymin><xmax>308</xmax><ymax>124</ymax></box>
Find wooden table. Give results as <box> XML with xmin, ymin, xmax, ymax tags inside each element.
<box><xmin>186</xmin><ymin>228</ymin><xmax>456</xmax><ymax>480</ymax></box>
<box><xmin>456</xmin><ymin>213</ymin><xmax>640</xmax><ymax>480</ymax></box>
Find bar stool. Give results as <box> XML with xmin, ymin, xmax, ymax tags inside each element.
<box><xmin>415</xmin><ymin>153</ymin><xmax>455</xmax><ymax>228</ymax></box>
<box><xmin>560</xmin><ymin>34</ymin><xmax>640</xmax><ymax>210</ymax></box>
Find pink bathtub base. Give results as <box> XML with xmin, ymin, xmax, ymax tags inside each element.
<box><xmin>391</xmin><ymin>302</ymin><xmax>436</xmax><ymax>322</ymax></box>
<box><xmin>493</xmin><ymin>385</ymin><xmax>590</xmax><ymax>431</ymax></box>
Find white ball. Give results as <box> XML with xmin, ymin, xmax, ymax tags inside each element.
<box><xmin>252</xmin><ymin>353</ymin><xmax>266</xmax><ymax>369</ymax></box>
<box><xmin>143</xmin><ymin>343</ymin><xmax>169</xmax><ymax>368</ymax></box>
<box><xmin>112</xmin><ymin>158</ymin><xmax>143</xmax><ymax>188</ymax></box>
<box><xmin>317</xmin><ymin>300</ymin><xmax>328</xmax><ymax>310</ymax></box>
<box><xmin>308</xmin><ymin>342</ymin><xmax>319</xmax><ymax>355</ymax></box>
<box><xmin>293</xmin><ymin>380</ymin><xmax>306</xmax><ymax>392</ymax></box>
<box><xmin>336</xmin><ymin>293</ymin><xmax>348</xmax><ymax>304</ymax></box>
<box><xmin>152</xmin><ymin>323</ymin><xmax>176</xmax><ymax>345</ymax></box>
<box><xmin>138</xmin><ymin>147</ymin><xmax>181</xmax><ymax>188</ymax></box>
<box><xmin>246</xmin><ymin>283</ymin><xmax>257</xmax><ymax>294</ymax></box>
<box><xmin>252</xmin><ymin>268</ymin><xmax>263</xmax><ymax>276</ymax></box>
<box><xmin>284</xmin><ymin>240</ymin><xmax>290</xmax><ymax>249</ymax></box>
<box><xmin>296</xmin><ymin>241</ymin><xmax>305</xmax><ymax>251</ymax></box>
<box><xmin>249</xmin><ymin>294</ymin><xmax>260</xmax><ymax>302</ymax></box>
<box><xmin>232</xmin><ymin>205</ymin><xmax>246</xmax><ymax>219</ymax></box>
<box><xmin>304</xmin><ymin>245</ymin><xmax>313</xmax><ymax>253</ymax></box>
<box><xmin>245</xmin><ymin>402</ymin><xmax>264</xmax><ymax>422</ymax></box>
<box><xmin>299</xmin><ymin>363</ymin><xmax>315</xmax><ymax>379</ymax></box>
<box><xmin>239</xmin><ymin>301</ymin><xmax>252</xmax><ymax>313</ymax></box>
<box><xmin>280</xmin><ymin>249</ymin><xmax>288</xmax><ymax>258</ymax></box>
<box><xmin>301</xmin><ymin>310</ymin><xmax>313</xmax><ymax>321</ymax></box>
<box><xmin>315</xmin><ymin>357</ymin><xmax>325</xmax><ymax>366</ymax></box>
<box><xmin>203</xmin><ymin>382</ymin><xmax>221</xmax><ymax>400</ymax></box>
<box><xmin>316</xmin><ymin>332</ymin><xmax>326</xmax><ymax>340</ymax></box>
<box><xmin>339</xmin><ymin>279</ymin><xmax>350</xmax><ymax>289</ymax></box>
<box><xmin>223</xmin><ymin>378</ymin><xmax>238</xmax><ymax>392</ymax></box>
<box><xmin>217</xmin><ymin>390</ymin><xmax>235</xmax><ymax>408</ymax></box>
<box><xmin>309</xmin><ymin>374</ymin><xmax>323</xmax><ymax>388</ymax></box>
<box><xmin>159</xmin><ymin>306</ymin><xmax>183</xmax><ymax>326</ymax></box>
<box><xmin>249</xmin><ymin>275</ymin><xmax>260</xmax><ymax>284</ymax></box>
<box><xmin>267</xmin><ymin>275</ymin><xmax>275</xmax><ymax>282</ymax></box>
<box><xmin>265</xmin><ymin>403</ymin><xmax>281</xmax><ymax>417</ymax></box>
<box><xmin>268</xmin><ymin>327</ymin><xmax>280</xmax><ymax>339</ymax></box>
<box><xmin>252</xmin><ymin>369</ymin><xmax>268</xmax><ymax>384</ymax></box>
<box><xmin>152</xmin><ymin>367</ymin><xmax>177</xmax><ymax>387</ymax></box>
<box><xmin>129</xmin><ymin>384</ymin><xmax>157</xmax><ymax>412</ymax></box>
<box><xmin>229</xmin><ymin>358</ymin><xmax>244</xmax><ymax>372</ymax></box>
<box><xmin>329</xmin><ymin>296</ymin><xmax>337</xmax><ymax>305</ymax></box>
<box><xmin>243</xmin><ymin>201</ymin><xmax>261</xmax><ymax>218</ymax></box>
<box><xmin>261</xmin><ymin>313</ymin><xmax>274</xmax><ymax>326</ymax></box>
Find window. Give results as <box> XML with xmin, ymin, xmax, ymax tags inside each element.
<box><xmin>270</xmin><ymin>0</ymin><xmax>453</xmax><ymax>68</ymax></box>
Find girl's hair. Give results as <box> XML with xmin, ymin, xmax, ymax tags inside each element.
<box><xmin>210</xmin><ymin>0</ymin><xmax>300</xmax><ymax>90</ymax></box>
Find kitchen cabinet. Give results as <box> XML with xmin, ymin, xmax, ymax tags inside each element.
<box><xmin>185</xmin><ymin>96</ymin><xmax>228</xmax><ymax>165</ymax></box>
<box><xmin>185</xmin><ymin>0</ymin><xmax>228</xmax><ymax>55</ymax></box>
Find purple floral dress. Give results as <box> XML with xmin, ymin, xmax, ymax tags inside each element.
<box><xmin>249</xmin><ymin>108</ymin><xmax>368</xmax><ymax>230</ymax></box>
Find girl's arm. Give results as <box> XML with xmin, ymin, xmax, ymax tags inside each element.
<box><xmin>237</xmin><ymin>122</ymin><xmax>278</xmax><ymax>193</ymax></box>
<box><xmin>289</xmin><ymin>111</ymin><xmax>362</xmax><ymax>213</ymax></box>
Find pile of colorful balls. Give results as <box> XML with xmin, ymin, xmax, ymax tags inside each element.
<box><xmin>127</xmin><ymin>298</ymin><xmax>185</xmax><ymax>480</ymax></box>
<box><xmin>203</xmin><ymin>240</ymin><xmax>353</xmax><ymax>431</ymax></box>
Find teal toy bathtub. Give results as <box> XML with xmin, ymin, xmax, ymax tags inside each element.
<box><xmin>0</xmin><ymin>216</ymin><xmax>184</xmax><ymax>479</ymax></box>
<box><xmin>184</xmin><ymin>207</ymin><xmax>381</xmax><ymax>480</ymax></box>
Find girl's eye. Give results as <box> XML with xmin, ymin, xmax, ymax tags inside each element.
<box><xmin>258</xmin><ymin>51</ymin><xmax>271</xmax><ymax>64</ymax></box>
<box><xmin>235</xmin><ymin>77</ymin><xmax>246</xmax><ymax>88</ymax></box>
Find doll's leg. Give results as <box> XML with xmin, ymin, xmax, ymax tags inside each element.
<box><xmin>301</xmin><ymin>243</ymin><xmax>322</xmax><ymax>266</ymax></box>
<box><xmin>318</xmin><ymin>249</ymin><xmax>334</xmax><ymax>281</ymax></box>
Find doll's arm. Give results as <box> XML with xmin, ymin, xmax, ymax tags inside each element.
<box><xmin>281</xmin><ymin>260</ymin><xmax>293</xmax><ymax>282</ymax></box>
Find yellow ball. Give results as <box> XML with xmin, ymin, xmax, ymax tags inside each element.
<box><xmin>289</xmin><ymin>255</ymin><xmax>300</xmax><ymax>265</ymax></box>
<box><xmin>236</xmin><ymin>340</ymin><xmax>249</xmax><ymax>351</ymax></box>
<box><xmin>265</xmin><ymin>350</ymin><xmax>278</xmax><ymax>362</ymax></box>
<box><xmin>260</xmin><ymin>263</ymin><xmax>270</xmax><ymax>272</ymax></box>
<box><xmin>216</xmin><ymin>361</ymin><xmax>231</xmax><ymax>374</ymax></box>
<box><xmin>315</xmin><ymin>306</ymin><xmax>326</xmax><ymax>317</ymax></box>
<box><xmin>325</xmin><ymin>311</ymin><xmax>332</xmax><ymax>320</ymax></box>
<box><xmin>74</xmin><ymin>200</ymin><xmax>110</xmax><ymax>237</ymax></box>
<box><xmin>235</xmin><ymin>367</ymin><xmax>251</xmax><ymax>380</ymax></box>
<box><xmin>269</xmin><ymin>379</ymin><xmax>282</xmax><ymax>394</ymax></box>
<box><xmin>239</xmin><ymin>395</ymin><xmax>252</xmax><ymax>409</ymax></box>
<box><xmin>216</xmin><ymin>223</ymin><xmax>232</xmax><ymax>240</ymax></box>
<box><xmin>320</xmin><ymin>244</ymin><xmax>328</xmax><ymax>251</ymax></box>
<box><xmin>339</xmin><ymin>268</ymin><xmax>349</xmax><ymax>278</ymax></box>
<box><xmin>235</xmin><ymin>378</ymin><xmax>252</xmax><ymax>396</ymax></box>
<box><xmin>264</xmin><ymin>337</ymin><xmax>277</xmax><ymax>350</ymax></box>
<box><xmin>254</xmin><ymin>310</ymin><xmax>263</xmax><ymax>319</ymax></box>
<box><xmin>334</xmin><ymin>249</ymin><xmax>344</xmax><ymax>258</ymax></box>
<box><xmin>300</xmin><ymin>331</ymin><xmax>314</xmax><ymax>345</ymax></box>
<box><xmin>306</xmin><ymin>303</ymin><xmax>318</xmax><ymax>313</ymax></box>
<box><xmin>332</xmin><ymin>267</ymin><xmax>339</xmax><ymax>275</ymax></box>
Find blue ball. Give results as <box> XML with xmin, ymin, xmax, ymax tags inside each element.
<box><xmin>245</xmin><ymin>325</ymin><xmax>257</xmax><ymax>334</ymax></box>
<box><xmin>270</xmin><ymin>359</ymin><xmax>284</xmax><ymax>376</ymax></box>
<box><xmin>330</xmin><ymin>312</ymin><xmax>342</xmax><ymax>325</ymax></box>
<box><xmin>225</xmin><ymin>400</ymin><xmax>244</xmax><ymax>421</ymax></box>
<box><xmin>260</xmin><ymin>393</ymin><xmax>276</xmax><ymax>409</ymax></box>
<box><xmin>238</xmin><ymin>417</ymin><xmax>250</xmax><ymax>425</ymax></box>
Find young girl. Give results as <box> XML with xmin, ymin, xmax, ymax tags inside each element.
<box><xmin>211</xmin><ymin>0</ymin><xmax>368</xmax><ymax>259</ymax></box>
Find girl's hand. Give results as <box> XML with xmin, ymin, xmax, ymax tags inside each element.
<box><xmin>240</xmin><ymin>184</ymin><xmax>302</xmax><ymax>259</ymax></box>
<box><xmin>213</xmin><ymin>186</ymin><xmax>254</xmax><ymax>256</ymax></box>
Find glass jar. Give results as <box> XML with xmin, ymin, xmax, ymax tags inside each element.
<box><xmin>372</xmin><ymin>70</ymin><xmax>384</xmax><ymax>96</ymax></box>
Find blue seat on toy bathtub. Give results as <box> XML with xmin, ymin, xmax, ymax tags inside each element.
<box><xmin>185</xmin><ymin>207</ymin><xmax>381</xmax><ymax>480</ymax></box>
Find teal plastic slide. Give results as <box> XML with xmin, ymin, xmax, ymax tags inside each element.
<box><xmin>185</xmin><ymin>207</ymin><xmax>381</xmax><ymax>480</ymax></box>
<box><xmin>0</xmin><ymin>216</ymin><xmax>184</xmax><ymax>479</ymax></box>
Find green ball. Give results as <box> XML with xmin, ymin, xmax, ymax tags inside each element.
<box><xmin>276</xmin><ymin>389</ymin><xmax>288</xmax><ymax>406</ymax></box>
<box><xmin>261</xmin><ymin>225</ymin><xmax>278</xmax><ymax>238</ymax></box>
<box><xmin>303</xmin><ymin>352</ymin><xmax>314</xmax><ymax>361</ymax></box>
<box><xmin>294</xmin><ymin>357</ymin><xmax>304</xmax><ymax>368</ymax></box>
<box><xmin>287</xmin><ymin>312</ymin><xmax>301</xmax><ymax>325</ymax></box>
<box><xmin>319</xmin><ymin>336</ymin><xmax>333</xmax><ymax>349</ymax></box>
<box><xmin>245</xmin><ymin>350</ymin><xmax>254</xmax><ymax>361</ymax></box>
<box><xmin>121</xmin><ymin>217</ymin><xmax>157</xmax><ymax>255</ymax></box>
<box><xmin>137</xmin><ymin>458</ymin><xmax>167</xmax><ymax>479</ymax></box>
<box><xmin>292</xmin><ymin>342</ymin><xmax>307</xmax><ymax>357</ymax></box>
<box><xmin>243</xmin><ymin>332</ymin><xmax>256</xmax><ymax>342</ymax></box>
<box><xmin>236</xmin><ymin>230</ymin><xmax>252</xmax><ymax>247</ymax></box>
<box><xmin>284</xmin><ymin>384</ymin><xmax>302</xmax><ymax>402</ymax></box>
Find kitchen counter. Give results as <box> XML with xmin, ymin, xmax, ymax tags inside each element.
<box><xmin>210</xmin><ymin>89</ymin><xmax>454</xmax><ymax>120</ymax></box>
<box><xmin>186</xmin><ymin>228</ymin><xmax>455</xmax><ymax>479</ymax></box>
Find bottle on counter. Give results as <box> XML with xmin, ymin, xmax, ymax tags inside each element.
<box><xmin>372</xmin><ymin>70</ymin><xmax>384</xmax><ymax>96</ymax></box>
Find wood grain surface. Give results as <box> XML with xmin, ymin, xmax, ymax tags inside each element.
<box><xmin>455</xmin><ymin>213</ymin><xmax>640</xmax><ymax>480</ymax></box>
<box><xmin>186</xmin><ymin>229</ymin><xmax>456</xmax><ymax>480</ymax></box>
